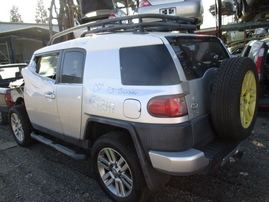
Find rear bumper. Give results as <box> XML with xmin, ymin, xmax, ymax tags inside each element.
<box><xmin>149</xmin><ymin>141</ymin><xmax>242</xmax><ymax>175</ymax></box>
<box><xmin>149</xmin><ymin>148</ymin><xmax>208</xmax><ymax>175</ymax></box>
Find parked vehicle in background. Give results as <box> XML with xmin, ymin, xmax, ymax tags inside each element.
<box><xmin>235</xmin><ymin>0</ymin><xmax>269</xmax><ymax>22</ymax></box>
<box><xmin>209</xmin><ymin>0</ymin><xmax>235</xmax><ymax>16</ymax></box>
<box><xmin>136</xmin><ymin>0</ymin><xmax>203</xmax><ymax>29</ymax></box>
<box><xmin>80</xmin><ymin>0</ymin><xmax>115</xmax><ymax>23</ymax></box>
<box><xmin>225</xmin><ymin>30</ymin><xmax>245</xmax><ymax>46</ymax></box>
<box><xmin>0</xmin><ymin>63</ymin><xmax>27</xmax><ymax>125</ymax></box>
<box><xmin>228</xmin><ymin>45</ymin><xmax>244</xmax><ymax>57</ymax></box>
<box><xmin>74</xmin><ymin>0</ymin><xmax>138</xmax><ymax>37</ymax></box>
<box><xmin>241</xmin><ymin>37</ymin><xmax>269</xmax><ymax>108</ymax></box>
<box><xmin>9</xmin><ymin>14</ymin><xmax>258</xmax><ymax>202</ymax></box>
<box><xmin>80</xmin><ymin>0</ymin><xmax>138</xmax><ymax>24</ymax></box>
<box><xmin>209</xmin><ymin>0</ymin><xmax>269</xmax><ymax>23</ymax></box>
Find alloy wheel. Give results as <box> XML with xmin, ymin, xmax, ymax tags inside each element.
<box><xmin>240</xmin><ymin>70</ymin><xmax>257</xmax><ymax>129</ymax></box>
<box><xmin>10</xmin><ymin>113</ymin><xmax>24</xmax><ymax>142</ymax></box>
<box><xmin>97</xmin><ymin>147</ymin><xmax>133</xmax><ymax>198</ymax></box>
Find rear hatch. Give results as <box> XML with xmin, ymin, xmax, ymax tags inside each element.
<box><xmin>165</xmin><ymin>35</ymin><xmax>230</xmax><ymax>119</ymax></box>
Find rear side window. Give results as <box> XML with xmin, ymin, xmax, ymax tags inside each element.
<box><xmin>61</xmin><ymin>51</ymin><xmax>84</xmax><ymax>84</ymax></box>
<box><xmin>120</xmin><ymin>45</ymin><xmax>179</xmax><ymax>85</ymax></box>
<box><xmin>166</xmin><ymin>36</ymin><xmax>229</xmax><ymax>80</ymax></box>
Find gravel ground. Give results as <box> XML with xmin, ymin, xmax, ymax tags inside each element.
<box><xmin>0</xmin><ymin>111</ymin><xmax>269</xmax><ymax>202</ymax></box>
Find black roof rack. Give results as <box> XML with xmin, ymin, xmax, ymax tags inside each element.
<box><xmin>48</xmin><ymin>14</ymin><xmax>197</xmax><ymax>45</ymax></box>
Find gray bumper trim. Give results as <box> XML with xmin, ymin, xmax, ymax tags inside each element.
<box><xmin>149</xmin><ymin>148</ymin><xmax>209</xmax><ymax>175</ymax></box>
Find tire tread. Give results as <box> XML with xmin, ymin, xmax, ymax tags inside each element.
<box><xmin>211</xmin><ymin>57</ymin><xmax>258</xmax><ymax>140</ymax></box>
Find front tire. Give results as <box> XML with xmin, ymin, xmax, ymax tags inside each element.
<box><xmin>91</xmin><ymin>131</ymin><xmax>147</xmax><ymax>202</ymax></box>
<box><xmin>9</xmin><ymin>105</ymin><xmax>34</xmax><ymax>147</ymax></box>
<box><xmin>211</xmin><ymin>57</ymin><xmax>258</xmax><ymax>141</ymax></box>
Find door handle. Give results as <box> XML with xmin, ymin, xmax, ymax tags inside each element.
<box><xmin>44</xmin><ymin>92</ymin><xmax>55</xmax><ymax>99</ymax></box>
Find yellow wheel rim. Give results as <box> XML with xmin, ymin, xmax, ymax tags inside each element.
<box><xmin>240</xmin><ymin>70</ymin><xmax>256</xmax><ymax>129</ymax></box>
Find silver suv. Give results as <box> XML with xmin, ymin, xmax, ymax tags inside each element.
<box><xmin>9</xmin><ymin>14</ymin><xmax>258</xmax><ymax>202</ymax></box>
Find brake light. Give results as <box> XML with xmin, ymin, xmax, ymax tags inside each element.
<box><xmin>256</xmin><ymin>47</ymin><xmax>265</xmax><ymax>74</ymax></box>
<box><xmin>148</xmin><ymin>95</ymin><xmax>188</xmax><ymax>117</ymax></box>
<box><xmin>5</xmin><ymin>93</ymin><xmax>14</xmax><ymax>107</ymax></box>
<box><xmin>195</xmin><ymin>35</ymin><xmax>205</xmax><ymax>40</ymax></box>
<box><xmin>139</xmin><ymin>0</ymin><xmax>151</xmax><ymax>7</ymax></box>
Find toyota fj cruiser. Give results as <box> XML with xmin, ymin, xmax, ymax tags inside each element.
<box><xmin>9</xmin><ymin>14</ymin><xmax>258</xmax><ymax>202</ymax></box>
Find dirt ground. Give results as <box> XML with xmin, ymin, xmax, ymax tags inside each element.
<box><xmin>0</xmin><ymin>110</ymin><xmax>269</xmax><ymax>202</ymax></box>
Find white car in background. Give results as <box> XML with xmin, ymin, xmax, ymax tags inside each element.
<box><xmin>136</xmin><ymin>0</ymin><xmax>204</xmax><ymax>29</ymax></box>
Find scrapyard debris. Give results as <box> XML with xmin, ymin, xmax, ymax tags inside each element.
<box><xmin>239</xmin><ymin>172</ymin><xmax>249</xmax><ymax>176</ymax></box>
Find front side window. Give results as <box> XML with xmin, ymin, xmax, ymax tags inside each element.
<box><xmin>166</xmin><ymin>36</ymin><xmax>230</xmax><ymax>80</ymax></box>
<box><xmin>61</xmin><ymin>51</ymin><xmax>84</xmax><ymax>83</ymax></box>
<box><xmin>120</xmin><ymin>45</ymin><xmax>179</xmax><ymax>86</ymax></box>
<box><xmin>36</xmin><ymin>54</ymin><xmax>58</xmax><ymax>79</ymax></box>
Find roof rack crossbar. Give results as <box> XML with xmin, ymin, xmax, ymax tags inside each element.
<box><xmin>81</xmin><ymin>22</ymin><xmax>196</xmax><ymax>36</ymax></box>
<box><xmin>48</xmin><ymin>14</ymin><xmax>196</xmax><ymax>45</ymax></box>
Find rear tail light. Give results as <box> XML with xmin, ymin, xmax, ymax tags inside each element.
<box><xmin>195</xmin><ymin>35</ymin><xmax>206</xmax><ymax>40</ymax></box>
<box><xmin>148</xmin><ymin>95</ymin><xmax>188</xmax><ymax>117</ymax></box>
<box><xmin>139</xmin><ymin>0</ymin><xmax>151</xmax><ymax>7</ymax></box>
<box><xmin>256</xmin><ymin>47</ymin><xmax>265</xmax><ymax>74</ymax></box>
<box><xmin>5</xmin><ymin>93</ymin><xmax>14</xmax><ymax>107</ymax></box>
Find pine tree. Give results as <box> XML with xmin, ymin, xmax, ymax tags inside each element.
<box><xmin>35</xmin><ymin>0</ymin><xmax>49</xmax><ymax>23</ymax></box>
<box><xmin>10</xmin><ymin>5</ymin><xmax>23</xmax><ymax>22</ymax></box>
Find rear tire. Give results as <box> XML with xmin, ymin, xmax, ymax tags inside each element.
<box><xmin>9</xmin><ymin>105</ymin><xmax>34</xmax><ymax>147</ymax></box>
<box><xmin>211</xmin><ymin>57</ymin><xmax>258</xmax><ymax>141</ymax></box>
<box><xmin>91</xmin><ymin>131</ymin><xmax>148</xmax><ymax>202</ymax></box>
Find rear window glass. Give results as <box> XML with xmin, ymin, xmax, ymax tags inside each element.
<box><xmin>0</xmin><ymin>64</ymin><xmax>27</xmax><ymax>87</ymax></box>
<box><xmin>166</xmin><ymin>36</ymin><xmax>229</xmax><ymax>80</ymax></box>
<box><xmin>0</xmin><ymin>66</ymin><xmax>21</xmax><ymax>80</ymax></box>
<box><xmin>120</xmin><ymin>45</ymin><xmax>179</xmax><ymax>85</ymax></box>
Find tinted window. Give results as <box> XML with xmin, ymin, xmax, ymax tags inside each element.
<box><xmin>166</xmin><ymin>36</ymin><xmax>229</xmax><ymax>80</ymax></box>
<box><xmin>120</xmin><ymin>45</ymin><xmax>179</xmax><ymax>85</ymax></box>
<box><xmin>37</xmin><ymin>54</ymin><xmax>58</xmax><ymax>79</ymax></box>
<box><xmin>61</xmin><ymin>51</ymin><xmax>84</xmax><ymax>83</ymax></box>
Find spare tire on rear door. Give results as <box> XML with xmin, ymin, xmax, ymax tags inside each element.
<box><xmin>211</xmin><ymin>57</ymin><xmax>258</xmax><ymax>141</ymax></box>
